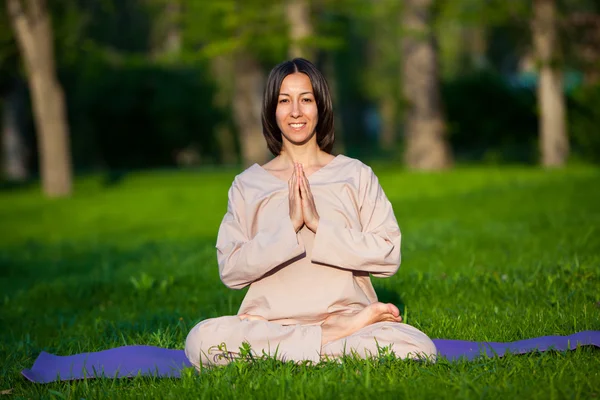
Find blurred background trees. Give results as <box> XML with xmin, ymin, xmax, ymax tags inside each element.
<box><xmin>1</xmin><ymin>0</ymin><xmax>599</xmax><ymax>196</ymax></box>
<box><xmin>6</xmin><ymin>0</ymin><xmax>72</xmax><ymax>196</ymax></box>
<box><xmin>402</xmin><ymin>0</ymin><xmax>453</xmax><ymax>169</ymax></box>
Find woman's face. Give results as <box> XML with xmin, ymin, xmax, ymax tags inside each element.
<box><xmin>276</xmin><ymin>72</ymin><xmax>319</xmax><ymax>148</ymax></box>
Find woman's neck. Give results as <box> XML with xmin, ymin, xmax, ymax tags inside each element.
<box><xmin>279</xmin><ymin>144</ymin><xmax>323</xmax><ymax>167</ymax></box>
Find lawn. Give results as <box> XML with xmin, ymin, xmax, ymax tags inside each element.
<box><xmin>0</xmin><ymin>164</ymin><xmax>599</xmax><ymax>399</ymax></box>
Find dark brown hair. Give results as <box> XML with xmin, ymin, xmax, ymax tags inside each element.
<box><xmin>261</xmin><ymin>58</ymin><xmax>335</xmax><ymax>156</ymax></box>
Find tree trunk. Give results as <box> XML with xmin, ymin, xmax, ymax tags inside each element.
<box><xmin>322</xmin><ymin>54</ymin><xmax>345</xmax><ymax>154</ymax></box>
<box><xmin>7</xmin><ymin>0</ymin><xmax>72</xmax><ymax>196</ymax></box>
<box><xmin>401</xmin><ymin>0</ymin><xmax>453</xmax><ymax>170</ymax></box>
<box><xmin>467</xmin><ymin>25</ymin><xmax>487</xmax><ymax>70</ymax></box>
<box><xmin>378</xmin><ymin>94</ymin><xmax>396</xmax><ymax>150</ymax></box>
<box><xmin>2</xmin><ymin>81</ymin><xmax>29</xmax><ymax>181</ymax></box>
<box><xmin>163</xmin><ymin>0</ymin><xmax>181</xmax><ymax>55</ymax></box>
<box><xmin>152</xmin><ymin>0</ymin><xmax>181</xmax><ymax>58</ymax></box>
<box><xmin>210</xmin><ymin>55</ymin><xmax>238</xmax><ymax>165</ymax></box>
<box><xmin>286</xmin><ymin>0</ymin><xmax>313</xmax><ymax>59</ymax></box>
<box><xmin>532</xmin><ymin>0</ymin><xmax>569</xmax><ymax>167</ymax></box>
<box><xmin>232</xmin><ymin>52</ymin><xmax>268</xmax><ymax>167</ymax></box>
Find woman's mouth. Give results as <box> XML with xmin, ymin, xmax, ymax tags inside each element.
<box><xmin>289</xmin><ymin>123</ymin><xmax>306</xmax><ymax>130</ymax></box>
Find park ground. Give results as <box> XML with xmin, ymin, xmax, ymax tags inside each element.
<box><xmin>0</xmin><ymin>164</ymin><xmax>599</xmax><ymax>399</ymax></box>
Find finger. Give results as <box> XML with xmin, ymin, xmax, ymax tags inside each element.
<box><xmin>299</xmin><ymin>165</ymin><xmax>310</xmax><ymax>189</ymax></box>
<box><xmin>302</xmin><ymin>175</ymin><xmax>312</xmax><ymax>199</ymax></box>
<box><xmin>300</xmin><ymin>178</ymin><xmax>311</xmax><ymax>209</ymax></box>
<box><xmin>298</xmin><ymin>169</ymin><xmax>306</xmax><ymax>196</ymax></box>
<box><xmin>293</xmin><ymin>177</ymin><xmax>301</xmax><ymax>205</ymax></box>
<box><xmin>292</xmin><ymin>167</ymin><xmax>297</xmax><ymax>192</ymax></box>
<box><xmin>300</xmin><ymin>170</ymin><xmax>310</xmax><ymax>196</ymax></box>
<box><xmin>295</xmin><ymin>165</ymin><xmax>302</xmax><ymax>197</ymax></box>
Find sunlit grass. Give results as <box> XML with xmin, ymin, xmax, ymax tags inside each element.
<box><xmin>1</xmin><ymin>165</ymin><xmax>599</xmax><ymax>398</ymax></box>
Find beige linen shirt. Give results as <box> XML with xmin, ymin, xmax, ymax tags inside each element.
<box><xmin>215</xmin><ymin>155</ymin><xmax>401</xmax><ymax>325</ymax></box>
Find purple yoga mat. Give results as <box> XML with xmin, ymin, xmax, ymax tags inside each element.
<box><xmin>22</xmin><ymin>346</ymin><xmax>192</xmax><ymax>384</ymax></box>
<box><xmin>22</xmin><ymin>331</ymin><xmax>600</xmax><ymax>383</ymax></box>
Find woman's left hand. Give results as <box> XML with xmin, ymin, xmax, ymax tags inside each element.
<box><xmin>298</xmin><ymin>163</ymin><xmax>320</xmax><ymax>233</ymax></box>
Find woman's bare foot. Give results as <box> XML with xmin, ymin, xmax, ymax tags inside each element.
<box><xmin>320</xmin><ymin>302</ymin><xmax>402</xmax><ymax>346</ymax></box>
<box><xmin>238</xmin><ymin>314</ymin><xmax>267</xmax><ymax>322</ymax></box>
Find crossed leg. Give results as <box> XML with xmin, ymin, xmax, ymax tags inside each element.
<box><xmin>185</xmin><ymin>302</ymin><xmax>436</xmax><ymax>369</ymax></box>
<box><xmin>185</xmin><ymin>316</ymin><xmax>322</xmax><ymax>367</ymax></box>
<box><xmin>321</xmin><ymin>321</ymin><xmax>437</xmax><ymax>361</ymax></box>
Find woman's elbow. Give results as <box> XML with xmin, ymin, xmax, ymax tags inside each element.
<box><xmin>371</xmin><ymin>249</ymin><xmax>401</xmax><ymax>278</ymax></box>
<box><xmin>371</xmin><ymin>262</ymin><xmax>400</xmax><ymax>278</ymax></box>
<box><xmin>219</xmin><ymin>268</ymin><xmax>250</xmax><ymax>290</ymax></box>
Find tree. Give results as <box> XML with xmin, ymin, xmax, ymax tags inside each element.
<box><xmin>286</xmin><ymin>0</ymin><xmax>313</xmax><ymax>59</ymax></box>
<box><xmin>363</xmin><ymin>0</ymin><xmax>403</xmax><ymax>153</ymax></box>
<box><xmin>2</xmin><ymin>79</ymin><xmax>28</xmax><ymax>181</ymax></box>
<box><xmin>148</xmin><ymin>0</ymin><xmax>181</xmax><ymax>59</ymax></box>
<box><xmin>0</xmin><ymin>5</ymin><xmax>28</xmax><ymax>182</ymax></box>
<box><xmin>401</xmin><ymin>0</ymin><xmax>453</xmax><ymax>169</ymax></box>
<box><xmin>232</xmin><ymin>51</ymin><xmax>267</xmax><ymax>167</ymax></box>
<box><xmin>7</xmin><ymin>0</ymin><xmax>72</xmax><ymax>196</ymax></box>
<box><xmin>532</xmin><ymin>0</ymin><xmax>569</xmax><ymax>167</ymax></box>
<box><xmin>182</xmin><ymin>1</ymin><xmax>288</xmax><ymax>166</ymax></box>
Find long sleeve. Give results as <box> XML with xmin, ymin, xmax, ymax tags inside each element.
<box><xmin>311</xmin><ymin>167</ymin><xmax>401</xmax><ymax>277</ymax></box>
<box><xmin>216</xmin><ymin>178</ymin><xmax>306</xmax><ymax>289</ymax></box>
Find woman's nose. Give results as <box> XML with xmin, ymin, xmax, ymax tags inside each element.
<box><xmin>291</xmin><ymin>101</ymin><xmax>302</xmax><ymax>117</ymax></box>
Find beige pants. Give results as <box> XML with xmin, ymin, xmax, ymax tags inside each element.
<box><xmin>185</xmin><ymin>316</ymin><xmax>437</xmax><ymax>368</ymax></box>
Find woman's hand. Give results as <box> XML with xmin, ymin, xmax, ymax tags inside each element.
<box><xmin>288</xmin><ymin>164</ymin><xmax>304</xmax><ymax>232</ymax></box>
<box><xmin>298</xmin><ymin>163</ymin><xmax>320</xmax><ymax>233</ymax></box>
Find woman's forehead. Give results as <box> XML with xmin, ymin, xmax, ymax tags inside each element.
<box><xmin>279</xmin><ymin>73</ymin><xmax>313</xmax><ymax>94</ymax></box>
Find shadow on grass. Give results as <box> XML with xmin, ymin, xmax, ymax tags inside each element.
<box><xmin>0</xmin><ymin>237</ymin><xmax>235</xmax><ymax>353</ymax></box>
<box><xmin>0</xmin><ymin>238</ymin><xmax>218</xmax><ymax>296</ymax></box>
<box><xmin>375</xmin><ymin>286</ymin><xmax>406</xmax><ymax>317</ymax></box>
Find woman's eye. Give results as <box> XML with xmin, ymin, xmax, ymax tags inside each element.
<box><xmin>302</xmin><ymin>98</ymin><xmax>313</xmax><ymax>103</ymax></box>
<box><xmin>279</xmin><ymin>99</ymin><xmax>289</xmax><ymax>103</ymax></box>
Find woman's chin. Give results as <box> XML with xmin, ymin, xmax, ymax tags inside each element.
<box><xmin>282</xmin><ymin>130</ymin><xmax>316</xmax><ymax>146</ymax></box>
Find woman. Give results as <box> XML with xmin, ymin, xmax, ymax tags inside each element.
<box><xmin>185</xmin><ymin>58</ymin><xmax>436</xmax><ymax>367</ymax></box>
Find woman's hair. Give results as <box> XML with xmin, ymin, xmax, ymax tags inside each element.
<box><xmin>261</xmin><ymin>58</ymin><xmax>335</xmax><ymax>156</ymax></box>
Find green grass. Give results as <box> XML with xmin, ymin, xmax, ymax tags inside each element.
<box><xmin>1</xmin><ymin>165</ymin><xmax>599</xmax><ymax>399</ymax></box>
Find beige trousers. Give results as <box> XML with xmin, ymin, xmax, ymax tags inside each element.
<box><xmin>185</xmin><ymin>316</ymin><xmax>437</xmax><ymax>368</ymax></box>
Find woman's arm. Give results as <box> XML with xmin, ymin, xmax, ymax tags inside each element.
<box><xmin>311</xmin><ymin>167</ymin><xmax>401</xmax><ymax>277</ymax></box>
<box><xmin>216</xmin><ymin>179</ymin><xmax>305</xmax><ymax>289</ymax></box>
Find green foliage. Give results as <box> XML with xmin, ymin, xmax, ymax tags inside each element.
<box><xmin>442</xmin><ymin>70</ymin><xmax>538</xmax><ymax>163</ymax></box>
<box><xmin>0</xmin><ymin>165</ymin><xmax>599</xmax><ymax>398</ymax></box>
<box><xmin>3</xmin><ymin>0</ymin><xmax>600</xmax><ymax>175</ymax></box>
<box><xmin>61</xmin><ymin>57</ymin><xmax>223</xmax><ymax>169</ymax></box>
<box><xmin>182</xmin><ymin>0</ymin><xmax>288</xmax><ymax>65</ymax></box>
<box><xmin>442</xmin><ymin>69</ymin><xmax>600</xmax><ymax>164</ymax></box>
<box><xmin>351</xmin><ymin>1</ymin><xmax>403</xmax><ymax>104</ymax></box>
<box><xmin>436</xmin><ymin>0</ymin><xmax>531</xmax><ymax>77</ymax></box>
<box><xmin>0</xmin><ymin>4</ymin><xmax>19</xmax><ymax>92</ymax></box>
<box><xmin>568</xmin><ymin>83</ymin><xmax>600</xmax><ymax>162</ymax></box>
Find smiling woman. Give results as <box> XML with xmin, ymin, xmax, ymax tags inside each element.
<box><xmin>261</xmin><ymin>58</ymin><xmax>334</xmax><ymax>158</ymax></box>
<box><xmin>184</xmin><ymin>58</ymin><xmax>437</xmax><ymax>368</ymax></box>
<box><xmin>276</xmin><ymin>73</ymin><xmax>319</xmax><ymax>147</ymax></box>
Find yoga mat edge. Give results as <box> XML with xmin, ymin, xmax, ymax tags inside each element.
<box><xmin>21</xmin><ymin>330</ymin><xmax>600</xmax><ymax>384</ymax></box>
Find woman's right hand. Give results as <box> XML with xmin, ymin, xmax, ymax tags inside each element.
<box><xmin>289</xmin><ymin>164</ymin><xmax>304</xmax><ymax>232</ymax></box>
